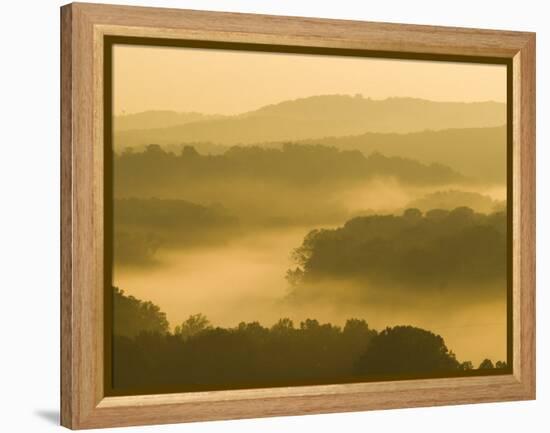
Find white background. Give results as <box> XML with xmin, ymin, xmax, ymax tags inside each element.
<box><xmin>0</xmin><ymin>0</ymin><xmax>547</xmax><ymax>431</ymax></box>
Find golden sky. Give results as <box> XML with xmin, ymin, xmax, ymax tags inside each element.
<box><xmin>113</xmin><ymin>44</ymin><xmax>507</xmax><ymax>116</ymax></box>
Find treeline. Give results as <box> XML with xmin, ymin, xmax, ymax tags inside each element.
<box><xmin>114</xmin><ymin>143</ymin><xmax>463</xmax><ymax>198</ymax></box>
<box><xmin>112</xmin><ymin>288</ymin><xmax>507</xmax><ymax>392</ymax></box>
<box><xmin>287</xmin><ymin>206</ymin><xmax>507</xmax><ymax>301</ymax></box>
<box><xmin>406</xmin><ymin>190</ymin><xmax>505</xmax><ymax>214</ymax></box>
<box><xmin>294</xmin><ymin>126</ymin><xmax>507</xmax><ymax>184</ymax></box>
<box><xmin>113</xmin><ymin>144</ymin><xmax>468</xmax><ymax>229</ymax></box>
<box><xmin>114</xmin><ymin>198</ymin><xmax>240</xmax><ymax>265</ymax></box>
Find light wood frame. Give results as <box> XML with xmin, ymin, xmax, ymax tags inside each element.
<box><xmin>60</xmin><ymin>2</ymin><xmax>536</xmax><ymax>429</ymax></box>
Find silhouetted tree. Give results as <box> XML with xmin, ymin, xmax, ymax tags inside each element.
<box><xmin>174</xmin><ymin>313</ymin><xmax>212</xmax><ymax>340</ymax></box>
<box><xmin>113</xmin><ymin>286</ymin><xmax>169</xmax><ymax>338</ymax></box>
<box><xmin>271</xmin><ymin>318</ymin><xmax>295</xmax><ymax>334</ymax></box>
<box><xmin>403</xmin><ymin>207</ymin><xmax>422</xmax><ymax>221</ymax></box>
<box><xmin>479</xmin><ymin>359</ymin><xmax>495</xmax><ymax>369</ymax></box>
<box><xmin>355</xmin><ymin>326</ymin><xmax>459</xmax><ymax>376</ymax></box>
<box><xmin>459</xmin><ymin>361</ymin><xmax>474</xmax><ymax>371</ymax></box>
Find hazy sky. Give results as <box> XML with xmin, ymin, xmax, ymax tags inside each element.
<box><xmin>113</xmin><ymin>44</ymin><xmax>506</xmax><ymax>116</ymax></box>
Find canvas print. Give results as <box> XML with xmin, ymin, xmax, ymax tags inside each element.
<box><xmin>108</xmin><ymin>42</ymin><xmax>510</xmax><ymax>394</ymax></box>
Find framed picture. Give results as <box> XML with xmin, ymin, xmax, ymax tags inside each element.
<box><xmin>60</xmin><ymin>3</ymin><xmax>536</xmax><ymax>429</ymax></box>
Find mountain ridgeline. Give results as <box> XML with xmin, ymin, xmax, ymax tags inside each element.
<box><xmin>114</xmin><ymin>95</ymin><xmax>506</xmax><ymax>149</ymax></box>
<box><xmin>114</xmin><ymin>110</ymin><xmax>225</xmax><ymax>131</ymax></box>
<box><xmin>293</xmin><ymin>126</ymin><xmax>507</xmax><ymax>184</ymax></box>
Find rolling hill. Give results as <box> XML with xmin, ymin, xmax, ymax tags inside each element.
<box><xmin>114</xmin><ymin>110</ymin><xmax>225</xmax><ymax>132</ymax></box>
<box><xmin>114</xmin><ymin>95</ymin><xmax>506</xmax><ymax>151</ymax></box>
<box><xmin>294</xmin><ymin>126</ymin><xmax>507</xmax><ymax>184</ymax></box>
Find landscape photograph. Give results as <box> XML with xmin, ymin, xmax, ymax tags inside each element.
<box><xmin>109</xmin><ymin>43</ymin><xmax>510</xmax><ymax>393</ymax></box>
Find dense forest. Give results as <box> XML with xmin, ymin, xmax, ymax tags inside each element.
<box><xmin>113</xmin><ymin>143</ymin><xmax>468</xmax><ymax>233</ymax></box>
<box><xmin>287</xmin><ymin>207</ymin><xmax>507</xmax><ymax>302</ymax></box>
<box><xmin>114</xmin><ymin>143</ymin><xmax>463</xmax><ymax>194</ymax></box>
<box><xmin>112</xmin><ymin>287</ymin><xmax>508</xmax><ymax>392</ymax></box>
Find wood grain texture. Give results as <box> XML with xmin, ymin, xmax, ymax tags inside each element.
<box><xmin>513</xmin><ymin>35</ymin><xmax>536</xmax><ymax>396</ymax></box>
<box><xmin>60</xmin><ymin>2</ymin><xmax>536</xmax><ymax>429</ymax></box>
<box><xmin>60</xmin><ymin>4</ymin><xmax>73</xmax><ymax>429</ymax></box>
<box><xmin>73</xmin><ymin>2</ymin><xmax>533</xmax><ymax>57</ymax></box>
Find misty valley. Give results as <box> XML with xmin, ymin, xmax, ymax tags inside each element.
<box><xmin>111</xmin><ymin>95</ymin><xmax>509</xmax><ymax>392</ymax></box>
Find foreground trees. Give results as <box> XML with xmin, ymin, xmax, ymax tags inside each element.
<box><xmin>355</xmin><ymin>326</ymin><xmax>459</xmax><ymax>375</ymax></box>
<box><xmin>113</xmin><ymin>286</ymin><xmax>169</xmax><ymax>338</ymax></box>
<box><xmin>112</xmin><ymin>288</ymin><xmax>508</xmax><ymax>392</ymax></box>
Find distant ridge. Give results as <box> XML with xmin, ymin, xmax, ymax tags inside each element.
<box><xmin>293</xmin><ymin>126</ymin><xmax>507</xmax><ymax>184</ymax></box>
<box><xmin>114</xmin><ymin>95</ymin><xmax>506</xmax><ymax>150</ymax></box>
<box><xmin>114</xmin><ymin>110</ymin><xmax>225</xmax><ymax>131</ymax></box>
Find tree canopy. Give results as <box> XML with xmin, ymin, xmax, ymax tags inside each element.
<box><xmin>112</xmin><ymin>288</ymin><xmax>508</xmax><ymax>392</ymax></box>
<box><xmin>287</xmin><ymin>207</ymin><xmax>506</xmax><ymax>300</ymax></box>
<box><xmin>355</xmin><ymin>326</ymin><xmax>459</xmax><ymax>376</ymax></box>
<box><xmin>114</xmin><ymin>143</ymin><xmax>463</xmax><ymax>200</ymax></box>
<box><xmin>113</xmin><ymin>286</ymin><xmax>169</xmax><ymax>337</ymax></box>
